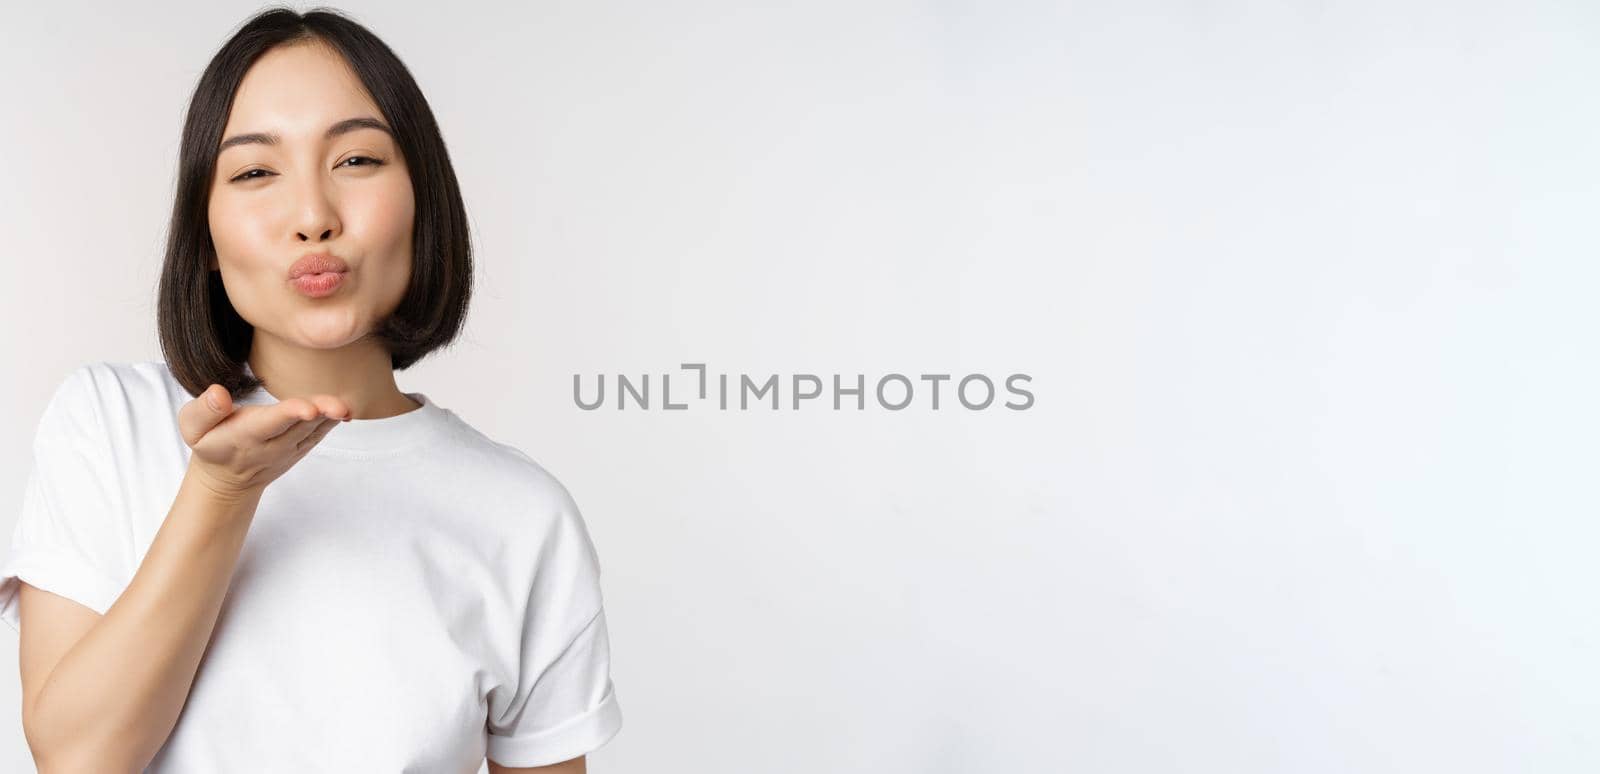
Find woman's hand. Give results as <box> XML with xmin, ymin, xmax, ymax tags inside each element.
<box><xmin>179</xmin><ymin>383</ymin><xmax>352</xmax><ymax>500</ymax></box>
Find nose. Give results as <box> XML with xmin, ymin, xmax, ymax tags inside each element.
<box><xmin>292</xmin><ymin>176</ymin><xmax>341</xmax><ymax>243</ymax></box>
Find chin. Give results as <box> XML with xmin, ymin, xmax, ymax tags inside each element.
<box><xmin>290</xmin><ymin>314</ymin><xmax>369</xmax><ymax>347</ymax></box>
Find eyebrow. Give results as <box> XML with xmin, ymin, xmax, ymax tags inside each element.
<box><xmin>218</xmin><ymin>116</ymin><xmax>393</xmax><ymax>153</ymax></box>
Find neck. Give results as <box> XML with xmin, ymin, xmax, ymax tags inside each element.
<box><xmin>246</xmin><ymin>333</ymin><xmax>419</xmax><ymax>420</ymax></box>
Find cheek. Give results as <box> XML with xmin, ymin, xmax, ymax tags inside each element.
<box><xmin>347</xmin><ymin>178</ymin><xmax>415</xmax><ymax>257</ymax></box>
<box><xmin>207</xmin><ymin>195</ymin><xmax>247</xmax><ymax>261</ymax></box>
<box><xmin>348</xmin><ymin>179</ymin><xmax>416</xmax><ymax>305</ymax></box>
<box><xmin>207</xmin><ymin>192</ymin><xmax>277</xmax><ymax>276</ymax></box>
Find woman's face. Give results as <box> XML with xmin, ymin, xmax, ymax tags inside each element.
<box><xmin>208</xmin><ymin>40</ymin><xmax>414</xmax><ymax>351</ymax></box>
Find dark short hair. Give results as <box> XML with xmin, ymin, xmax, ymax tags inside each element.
<box><xmin>158</xmin><ymin>6</ymin><xmax>472</xmax><ymax>400</ymax></box>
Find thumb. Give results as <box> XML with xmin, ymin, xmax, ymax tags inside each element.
<box><xmin>180</xmin><ymin>384</ymin><xmax>234</xmax><ymax>446</ymax></box>
<box><xmin>204</xmin><ymin>384</ymin><xmax>230</xmax><ymax>413</ymax></box>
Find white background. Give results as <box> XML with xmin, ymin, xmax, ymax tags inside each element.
<box><xmin>2</xmin><ymin>1</ymin><xmax>1596</xmax><ymax>771</ymax></box>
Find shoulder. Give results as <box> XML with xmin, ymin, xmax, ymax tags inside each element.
<box><xmin>446</xmin><ymin>418</ymin><xmax>583</xmax><ymax>513</ymax></box>
<box><xmin>35</xmin><ymin>361</ymin><xmax>132</xmax><ymax>432</ymax></box>
<box><xmin>35</xmin><ymin>360</ymin><xmax>186</xmax><ymax>443</ymax></box>
<box><xmin>48</xmin><ymin>360</ymin><xmax>180</xmax><ymax>404</ymax></box>
<box><xmin>51</xmin><ymin>359</ymin><xmax>182</xmax><ymax>408</ymax></box>
<box><xmin>440</xmin><ymin>418</ymin><xmax>598</xmax><ymax>558</ymax></box>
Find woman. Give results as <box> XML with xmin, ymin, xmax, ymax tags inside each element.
<box><xmin>0</xmin><ymin>7</ymin><xmax>621</xmax><ymax>772</ymax></box>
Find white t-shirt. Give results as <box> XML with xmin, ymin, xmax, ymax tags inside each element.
<box><xmin>0</xmin><ymin>360</ymin><xmax>622</xmax><ymax>771</ymax></box>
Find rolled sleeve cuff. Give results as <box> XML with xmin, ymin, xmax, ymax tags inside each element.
<box><xmin>487</xmin><ymin>682</ymin><xmax>623</xmax><ymax>768</ymax></box>
<box><xmin>0</xmin><ymin>547</ymin><xmax>125</xmax><ymax>632</ymax></box>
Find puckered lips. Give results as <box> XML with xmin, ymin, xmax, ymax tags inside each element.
<box><xmin>288</xmin><ymin>253</ymin><xmax>349</xmax><ymax>298</ymax></box>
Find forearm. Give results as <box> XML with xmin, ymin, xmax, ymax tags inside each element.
<box><xmin>26</xmin><ymin>465</ymin><xmax>262</xmax><ymax>771</ymax></box>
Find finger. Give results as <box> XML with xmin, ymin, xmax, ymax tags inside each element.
<box><xmin>178</xmin><ymin>385</ymin><xmax>234</xmax><ymax>447</ymax></box>
<box><xmin>254</xmin><ymin>398</ymin><xmax>327</xmax><ymax>443</ymax></box>
<box><xmin>273</xmin><ymin>418</ymin><xmax>338</xmax><ymax>463</ymax></box>
<box><xmin>293</xmin><ymin>417</ymin><xmax>341</xmax><ymax>452</ymax></box>
<box><xmin>281</xmin><ymin>425</ymin><xmax>334</xmax><ymax>469</ymax></box>
<box><xmin>276</xmin><ymin>415</ymin><xmax>337</xmax><ymax>452</ymax></box>
<box><xmin>308</xmin><ymin>395</ymin><xmax>353</xmax><ymax>422</ymax></box>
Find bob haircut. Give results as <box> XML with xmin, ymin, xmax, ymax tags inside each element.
<box><xmin>158</xmin><ymin>6</ymin><xmax>472</xmax><ymax>401</ymax></box>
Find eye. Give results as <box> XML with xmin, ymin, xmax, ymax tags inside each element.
<box><xmin>228</xmin><ymin>168</ymin><xmax>271</xmax><ymax>183</ymax></box>
<box><xmin>226</xmin><ymin>156</ymin><xmax>385</xmax><ymax>184</ymax></box>
<box><xmin>339</xmin><ymin>155</ymin><xmax>385</xmax><ymax>169</ymax></box>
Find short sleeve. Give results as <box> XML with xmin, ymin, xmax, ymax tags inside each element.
<box><xmin>0</xmin><ymin>365</ymin><xmax>131</xmax><ymax>632</ymax></box>
<box><xmin>485</xmin><ymin>477</ymin><xmax>623</xmax><ymax>768</ymax></box>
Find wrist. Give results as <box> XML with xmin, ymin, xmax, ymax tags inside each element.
<box><xmin>184</xmin><ymin>462</ymin><xmax>263</xmax><ymax>506</ymax></box>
